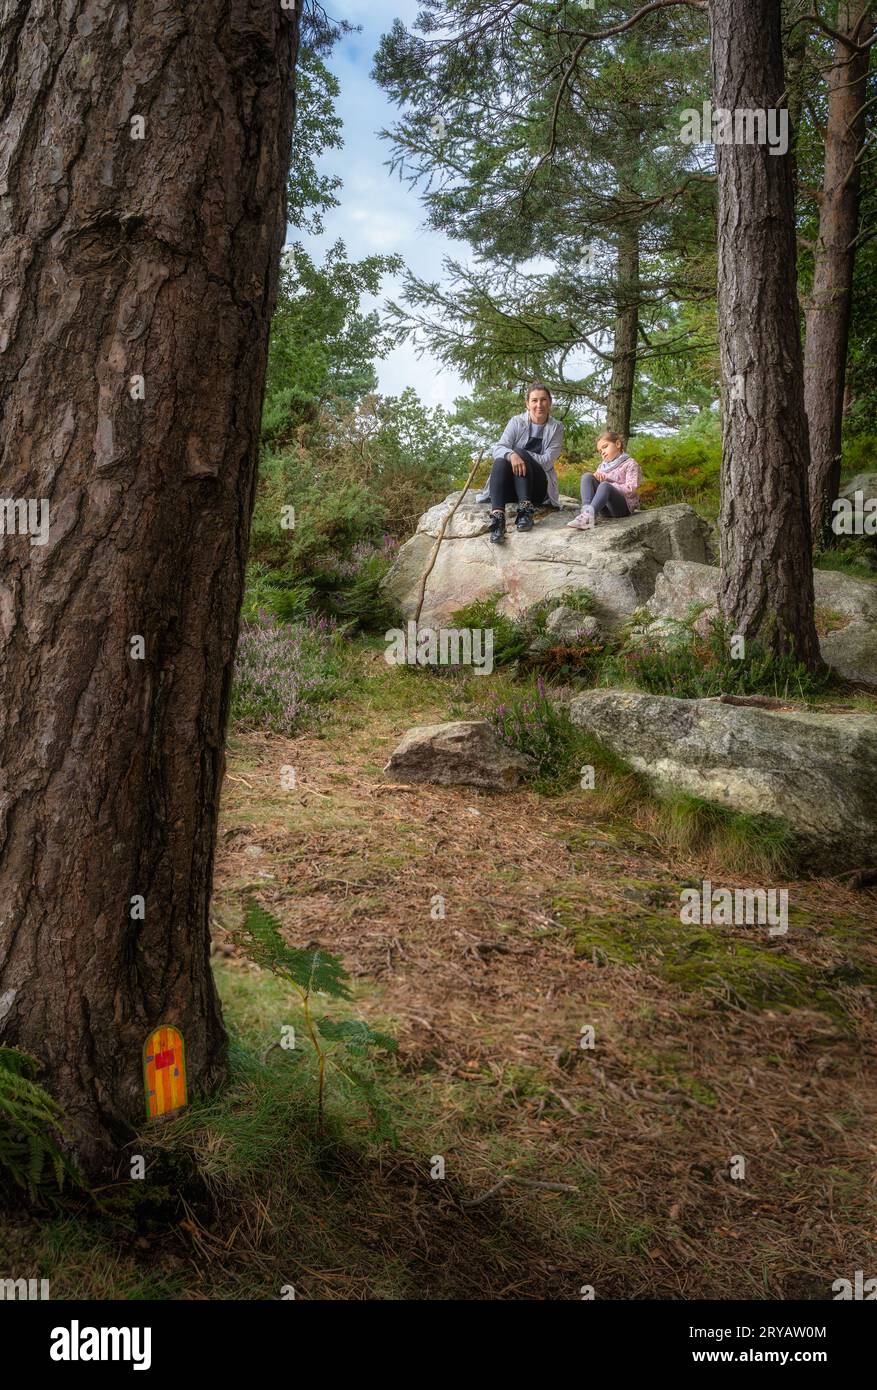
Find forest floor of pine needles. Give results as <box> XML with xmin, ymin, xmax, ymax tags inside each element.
<box><xmin>206</xmin><ymin>653</ymin><xmax>877</xmax><ymax>1299</ymax></box>
<box><xmin>4</xmin><ymin>653</ymin><xmax>875</xmax><ymax>1300</ymax></box>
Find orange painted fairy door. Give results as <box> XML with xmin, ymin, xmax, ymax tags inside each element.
<box><xmin>143</xmin><ymin>1025</ymin><xmax>187</xmax><ymax>1119</ymax></box>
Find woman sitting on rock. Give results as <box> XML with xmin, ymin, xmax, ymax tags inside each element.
<box><xmin>482</xmin><ymin>382</ymin><xmax>565</xmax><ymax>544</ymax></box>
<box><xmin>567</xmin><ymin>430</ymin><xmax>642</xmax><ymax>529</ymax></box>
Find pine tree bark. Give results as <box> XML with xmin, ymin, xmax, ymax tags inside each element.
<box><xmin>803</xmin><ymin>2</ymin><xmax>873</xmax><ymax>542</ymax></box>
<box><xmin>711</xmin><ymin>0</ymin><xmax>820</xmax><ymax>665</ymax></box>
<box><xmin>606</xmin><ymin>221</ymin><xmax>639</xmax><ymax>438</ymax></box>
<box><xmin>0</xmin><ymin>1</ymin><xmax>299</xmax><ymax>1176</ymax></box>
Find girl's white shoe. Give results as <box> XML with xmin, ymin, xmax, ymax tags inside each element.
<box><xmin>566</xmin><ymin>505</ymin><xmax>596</xmax><ymax>530</ymax></box>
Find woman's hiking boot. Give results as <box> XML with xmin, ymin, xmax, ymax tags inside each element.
<box><xmin>489</xmin><ymin>509</ymin><xmax>507</xmax><ymax>544</ymax></box>
<box><xmin>515</xmin><ymin>502</ymin><xmax>535</xmax><ymax>532</ymax></box>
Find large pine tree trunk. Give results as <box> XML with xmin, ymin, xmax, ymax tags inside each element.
<box><xmin>710</xmin><ymin>0</ymin><xmax>820</xmax><ymax>666</ymax></box>
<box><xmin>606</xmin><ymin>221</ymin><xmax>639</xmax><ymax>438</ymax></box>
<box><xmin>0</xmin><ymin>1</ymin><xmax>299</xmax><ymax>1176</ymax></box>
<box><xmin>803</xmin><ymin>2</ymin><xmax>873</xmax><ymax>542</ymax></box>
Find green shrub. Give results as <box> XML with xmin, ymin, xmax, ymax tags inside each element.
<box><xmin>840</xmin><ymin>431</ymin><xmax>877</xmax><ymax>474</ymax></box>
<box><xmin>242</xmin><ymin>562</ymin><xmax>315</xmax><ymax>625</ymax></box>
<box><xmin>448</xmin><ymin>594</ymin><xmax>532</xmax><ymax>667</ymax></box>
<box><xmin>250</xmin><ymin>392</ymin><xmax>470</xmax><ymax>630</ymax></box>
<box><xmin>448</xmin><ymin>588</ymin><xmax>601</xmax><ymax>675</ymax></box>
<box><xmin>814</xmin><ymin>535</ymin><xmax>877</xmax><ymax>581</ymax></box>
<box><xmin>483</xmin><ymin>680</ymin><xmax>595</xmax><ymax>793</ymax></box>
<box><xmin>601</xmin><ymin>614</ymin><xmax>833</xmax><ymax>701</ymax></box>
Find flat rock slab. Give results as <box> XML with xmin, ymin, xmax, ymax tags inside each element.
<box><xmin>381</xmin><ymin>494</ymin><xmax>713</xmax><ymax>629</ymax></box>
<box><xmin>646</xmin><ymin>560</ymin><xmax>877</xmax><ymax>690</ymax></box>
<box><xmin>384</xmin><ymin>719</ymin><xmax>532</xmax><ymax>790</ymax></box>
<box><xmin>568</xmin><ymin>688</ymin><xmax>877</xmax><ymax>868</ymax></box>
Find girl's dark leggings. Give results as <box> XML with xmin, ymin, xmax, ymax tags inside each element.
<box><xmin>580</xmin><ymin>472</ymin><xmax>630</xmax><ymax>516</ymax></box>
<box><xmin>489</xmin><ymin>450</ymin><xmax>548</xmax><ymax>510</ymax></box>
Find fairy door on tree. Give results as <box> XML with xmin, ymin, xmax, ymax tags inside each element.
<box><xmin>143</xmin><ymin>1025</ymin><xmax>187</xmax><ymax>1119</ymax></box>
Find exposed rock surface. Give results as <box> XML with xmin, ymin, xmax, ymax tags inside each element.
<box><xmin>383</xmin><ymin>720</ymin><xmax>532</xmax><ymax>790</ymax></box>
<box><xmin>544</xmin><ymin>607</ymin><xmax>601</xmax><ymax>644</ymax></box>
<box><xmin>568</xmin><ymin>689</ymin><xmax>877</xmax><ymax>868</ymax></box>
<box><xmin>381</xmin><ymin>493</ymin><xmax>713</xmax><ymax>629</ymax></box>
<box><xmin>645</xmin><ymin>560</ymin><xmax>877</xmax><ymax>689</ymax></box>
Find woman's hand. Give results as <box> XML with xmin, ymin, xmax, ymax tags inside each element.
<box><xmin>509</xmin><ymin>452</ymin><xmax>527</xmax><ymax>476</ymax></box>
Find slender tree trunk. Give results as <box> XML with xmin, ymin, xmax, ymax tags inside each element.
<box><xmin>606</xmin><ymin>221</ymin><xmax>639</xmax><ymax>438</ymax></box>
<box><xmin>784</xmin><ymin>0</ymin><xmax>810</xmax><ymax>192</ymax></box>
<box><xmin>803</xmin><ymin>2</ymin><xmax>873</xmax><ymax>542</ymax></box>
<box><xmin>711</xmin><ymin>0</ymin><xmax>820</xmax><ymax>666</ymax></box>
<box><xmin>0</xmin><ymin>1</ymin><xmax>299</xmax><ymax>1177</ymax></box>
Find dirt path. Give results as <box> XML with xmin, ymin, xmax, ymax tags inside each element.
<box><xmin>213</xmin><ymin>667</ymin><xmax>877</xmax><ymax>1299</ymax></box>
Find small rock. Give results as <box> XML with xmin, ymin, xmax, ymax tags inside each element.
<box><xmin>544</xmin><ymin>607</ymin><xmax>601</xmax><ymax>644</ymax></box>
<box><xmin>384</xmin><ymin>720</ymin><xmax>532</xmax><ymax>790</ymax></box>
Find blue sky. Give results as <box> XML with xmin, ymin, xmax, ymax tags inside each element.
<box><xmin>297</xmin><ymin>0</ymin><xmax>468</xmax><ymax>410</ymax></box>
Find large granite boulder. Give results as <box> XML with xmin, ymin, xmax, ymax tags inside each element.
<box><xmin>384</xmin><ymin>720</ymin><xmax>532</xmax><ymax>790</ymax></box>
<box><xmin>645</xmin><ymin>560</ymin><xmax>877</xmax><ymax>690</ymax></box>
<box><xmin>381</xmin><ymin>493</ymin><xmax>713</xmax><ymax>629</ymax></box>
<box><xmin>568</xmin><ymin>689</ymin><xmax>877</xmax><ymax>868</ymax></box>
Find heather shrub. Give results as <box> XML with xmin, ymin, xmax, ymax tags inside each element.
<box><xmin>483</xmin><ymin>679</ymin><xmax>591</xmax><ymax>793</ymax></box>
<box><xmin>231</xmin><ymin>612</ymin><xmax>355</xmax><ymax>735</ymax></box>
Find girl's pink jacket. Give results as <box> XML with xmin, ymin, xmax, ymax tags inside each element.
<box><xmin>600</xmin><ymin>454</ymin><xmax>642</xmax><ymax>512</ymax></box>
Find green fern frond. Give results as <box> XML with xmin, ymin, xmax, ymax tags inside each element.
<box><xmin>238</xmin><ymin>900</ymin><xmax>352</xmax><ymax>1000</ymax></box>
<box><xmin>317</xmin><ymin>1017</ymin><xmax>398</xmax><ymax>1055</ymax></box>
<box><xmin>0</xmin><ymin>1046</ymin><xmax>74</xmax><ymax>1199</ymax></box>
<box><xmin>332</xmin><ymin>1062</ymin><xmax>398</xmax><ymax>1145</ymax></box>
<box><xmin>233</xmin><ymin>900</ymin><xmax>397</xmax><ymax>1137</ymax></box>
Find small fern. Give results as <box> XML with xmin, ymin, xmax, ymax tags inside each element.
<box><xmin>0</xmin><ymin>1046</ymin><xmax>73</xmax><ymax>1199</ymax></box>
<box><xmin>240</xmin><ymin>901</ymin><xmax>353</xmax><ymax>1000</ymax></box>
<box><xmin>235</xmin><ymin>901</ymin><xmax>397</xmax><ymax>1135</ymax></box>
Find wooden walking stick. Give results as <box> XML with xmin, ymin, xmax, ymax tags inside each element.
<box><xmin>413</xmin><ymin>450</ymin><xmax>487</xmax><ymax>627</ymax></box>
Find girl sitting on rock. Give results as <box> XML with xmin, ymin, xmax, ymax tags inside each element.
<box><xmin>567</xmin><ymin>430</ymin><xmax>642</xmax><ymax>528</ymax></box>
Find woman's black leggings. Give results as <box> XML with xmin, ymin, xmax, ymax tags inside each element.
<box><xmin>488</xmin><ymin>449</ymin><xmax>548</xmax><ymax>510</ymax></box>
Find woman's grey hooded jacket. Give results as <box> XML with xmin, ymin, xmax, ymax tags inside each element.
<box><xmin>474</xmin><ymin>413</ymin><xmax>565</xmax><ymax>506</ymax></box>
